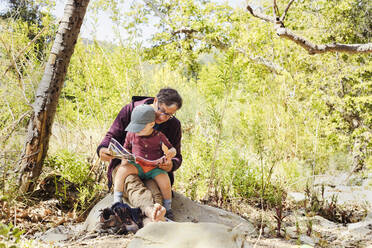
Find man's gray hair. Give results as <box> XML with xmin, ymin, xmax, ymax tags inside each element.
<box><xmin>156</xmin><ymin>88</ymin><xmax>183</xmax><ymax>109</ymax></box>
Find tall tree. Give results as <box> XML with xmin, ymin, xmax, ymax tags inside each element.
<box><xmin>18</xmin><ymin>0</ymin><xmax>90</xmax><ymax>193</ymax></box>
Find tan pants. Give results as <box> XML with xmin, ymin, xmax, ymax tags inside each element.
<box><xmin>113</xmin><ymin>166</ymin><xmax>163</xmax><ymax>212</ymax></box>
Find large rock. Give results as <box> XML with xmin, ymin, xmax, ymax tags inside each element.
<box><xmin>83</xmin><ymin>192</ymin><xmax>256</xmax><ymax>235</ymax></box>
<box><xmin>171</xmin><ymin>192</ymin><xmax>255</xmax><ymax>234</ymax></box>
<box><xmin>290</xmin><ymin>173</ymin><xmax>372</xmax><ymax>210</ymax></box>
<box><xmin>128</xmin><ymin>222</ymin><xmax>249</xmax><ymax>248</ymax></box>
<box><xmin>347</xmin><ymin>213</ymin><xmax>372</xmax><ymax>238</ymax></box>
<box><xmin>84</xmin><ymin>193</ymin><xmax>114</xmax><ymax>232</ymax></box>
<box><xmin>287</xmin><ymin>192</ymin><xmax>306</xmax><ymax>203</ymax></box>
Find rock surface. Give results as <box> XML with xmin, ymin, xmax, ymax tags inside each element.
<box><xmin>83</xmin><ymin>193</ymin><xmax>114</xmax><ymax>232</ymax></box>
<box><xmin>128</xmin><ymin>222</ymin><xmax>248</xmax><ymax>248</ymax></box>
<box><xmin>83</xmin><ymin>191</ymin><xmax>256</xmax><ymax>235</ymax></box>
<box><xmin>312</xmin><ymin>172</ymin><xmax>372</xmax><ymax>206</ymax></box>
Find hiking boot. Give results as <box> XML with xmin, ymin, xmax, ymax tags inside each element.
<box><xmin>165</xmin><ymin>209</ymin><xmax>175</xmax><ymax>221</ymax></box>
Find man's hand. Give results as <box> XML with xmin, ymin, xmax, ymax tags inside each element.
<box><xmin>158</xmin><ymin>159</ymin><xmax>173</xmax><ymax>172</ymax></box>
<box><xmin>99</xmin><ymin>147</ymin><xmax>113</xmax><ymax>162</ymax></box>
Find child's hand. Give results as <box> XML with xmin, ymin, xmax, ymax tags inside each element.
<box><xmin>158</xmin><ymin>159</ymin><xmax>173</xmax><ymax>172</ymax></box>
<box><xmin>161</xmin><ymin>143</ymin><xmax>176</xmax><ymax>160</ymax></box>
<box><xmin>166</xmin><ymin>148</ymin><xmax>176</xmax><ymax>160</ymax></box>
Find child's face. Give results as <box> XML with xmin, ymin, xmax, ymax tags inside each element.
<box><xmin>137</xmin><ymin>121</ymin><xmax>155</xmax><ymax>136</ymax></box>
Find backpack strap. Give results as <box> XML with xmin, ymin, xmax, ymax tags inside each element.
<box><xmin>131</xmin><ymin>96</ymin><xmax>155</xmax><ymax>110</ymax></box>
<box><xmin>132</xmin><ymin>96</ymin><xmax>151</xmax><ymax>102</ymax></box>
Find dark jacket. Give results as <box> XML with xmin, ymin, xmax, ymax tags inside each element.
<box><xmin>97</xmin><ymin>96</ymin><xmax>182</xmax><ymax>189</ymax></box>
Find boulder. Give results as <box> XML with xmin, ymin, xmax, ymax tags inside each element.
<box><xmin>347</xmin><ymin>215</ymin><xmax>372</xmax><ymax>238</ymax></box>
<box><xmin>83</xmin><ymin>192</ymin><xmax>256</xmax><ymax>235</ymax></box>
<box><xmin>299</xmin><ymin>235</ymin><xmax>317</xmax><ymax>246</ymax></box>
<box><xmin>36</xmin><ymin>223</ymin><xmax>85</xmax><ymax>244</ymax></box>
<box><xmin>171</xmin><ymin>192</ymin><xmax>255</xmax><ymax>234</ymax></box>
<box><xmin>84</xmin><ymin>193</ymin><xmax>114</xmax><ymax>232</ymax></box>
<box><xmin>287</xmin><ymin>192</ymin><xmax>306</xmax><ymax>203</ymax></box>
<box><xmin>128</xmin><ymin>222</ymin><xmax>249</xmax><ymax>248</ymax></box>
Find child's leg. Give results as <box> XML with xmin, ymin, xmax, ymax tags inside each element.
<box><xmin>113</xmin><ymin>161</ymin><xmax>138</xmax><ymax>203</ymax></box>
<box><xmin>153</xmin><ymin>173</ymin><xmax>172</xmax><ymax>210</ymax></box>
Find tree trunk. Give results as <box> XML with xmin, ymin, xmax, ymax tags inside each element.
<box><xmin>18</xmin><ymin>0</ymin><xmax>90</xmax><ymax>193</ymax></box>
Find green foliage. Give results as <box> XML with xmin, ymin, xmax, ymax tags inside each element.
<box><xmin>231</xmin><ymin>161</ymin><xmax>261</xmax><ymax>200</ymax></box>
<box><xmin>58</xmin><ymin>40</ymin><xmax>152</xmax><ymax>125</ymax></box>
<box><xmin>0</xmin><ymin>223</ymin><xmax>23</xmax><ymax>247</ymax></box>
<box><xmin>0</xmin><ymin>0</ymin><xmax>55</xmax><ymax>151</ymax></box>
<box><xmin>123</xmin><ymin>0</ymin><xmax>242</xmax><ymax>80</ymax></box>
<box><xmin>46</xmin><ymin>150</ymin><xmax>92</xmax><ymax>186</ymax></box>
<box><xmin>1</xmin><ymin>0</ymin><xmax>44</xmax><ymax>26</ymax></box>
<box><xmin>44</xmin><ymin>150</ymin><xmax>103</xmax><ymax>211</ymax></box>
<box><xmin>0</xmin><ymin>0</ymin><xmax>56</xmax><ymax>60</ymax></box>
<box><xmin>318</xmin><ymin>0</ymin><xmax>371</xmax><ymax>44</ymax></box>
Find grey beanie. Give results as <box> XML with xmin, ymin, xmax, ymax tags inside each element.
<box><xmin>125</xmin><ymin>104</ymin><xmax>156</xmax><ymax>133</ymax></box>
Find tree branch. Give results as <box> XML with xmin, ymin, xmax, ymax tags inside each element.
<box><xmin>247</xmin><ymin>5</ymin><xmax>274</xmax><ymax>23</ymax></box>
<box><xmin>277</xmin><ymin>28</ymin><xmax>372</xmax><ymax>54</ymax></box>
<box><xmin>171</xmin><ymin>28</ymin><xmax>197</xmax><ymax>36</ymax></box>
<box><xmin>236</xmin><ymin>48</ymin><xmax>284</xmax><ymax>74</ymax></box>
<box><xmin>273</xmin><ymin>0</ymin><xmax>280</xmax><ymax>21</ymax></box>
<box><xmin>144</xmin><ymin>1</ymin><xmax>284</xmax><ymax>73</ymax></box>
<box><xmin>143</xmin><ymin>0</ymin><xmax>169</xmax><ymax>24</ymax></box>
<box><xmin>281</xmin><ymin>0</ymin><xmax>295</xmax><ymax>22</ymax></box>
<box><xmin>247</xmin><ymin>2</ymin><xmax>372</xmax><ymax>54</ymax></box>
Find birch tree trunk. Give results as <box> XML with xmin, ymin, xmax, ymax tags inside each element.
<box><xmin>18</xmin><ymin>0</ymin><xmax>90</xmax><ymax>193</ymax></box>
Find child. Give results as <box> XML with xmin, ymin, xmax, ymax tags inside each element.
<box><xmin>113</xmin><ymin>104</ymin><xmax>176</xmax><ymax>220</ymax></box>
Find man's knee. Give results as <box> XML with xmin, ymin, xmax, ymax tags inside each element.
<box><xmin>122</xmin><ymin>175</ymin><xmax>163</xmax><ymax>207</ymax></box>
<box><xmin>124</xmin><ymin>174</ymin><xmax>144</xmax><ymax>192</ymax></box>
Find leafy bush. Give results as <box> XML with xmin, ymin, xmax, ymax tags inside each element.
<box><xmin>0</xmin><ymin>223</ymin><xmax>23</xmax><ymax>248</ymax></box>
<box><xmin>44</xmin><ymin>150</ymin><xmax>102</xmax><ymax>211</ymax></box>
<box><xmin>46</xmin><ymin>150</ymin><xmax>92</xmax><ymax>186</ymax></box>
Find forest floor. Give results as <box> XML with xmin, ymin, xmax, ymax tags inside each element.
<box><xmin>1</xmin><ymin>172</ymin><xmax>372</xmax><ymax>247</ymax></box>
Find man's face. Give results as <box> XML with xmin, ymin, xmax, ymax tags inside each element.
<box><xmin>154</xmin><ymin>99</ymin><xmax>178</xmax><ymax>124</ymax></box>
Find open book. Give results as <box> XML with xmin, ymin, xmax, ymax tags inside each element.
<box><xmin>108</xmin><ymin>138</ymin><xmax>166</xmax><ymax>167</ymax></box>
<box><xmin>108</xmin><ymin>138</ymin><xmax>135</xmax><ymax>161</ymax></box>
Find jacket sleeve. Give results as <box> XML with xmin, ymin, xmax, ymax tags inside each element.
<box><xmin>170</xmin><ymin>121</ymin><xmax>182</xmax><ymax>172</ymax></box>
<box><xmin>160</xmin><ymin>133</ymin><xmax>173</xmax><ymax>150</ymax></box>
<box><xmin>97</xmin><ymin>103</ymin><xmax>132</xmax><ymax>157</ymax></box>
